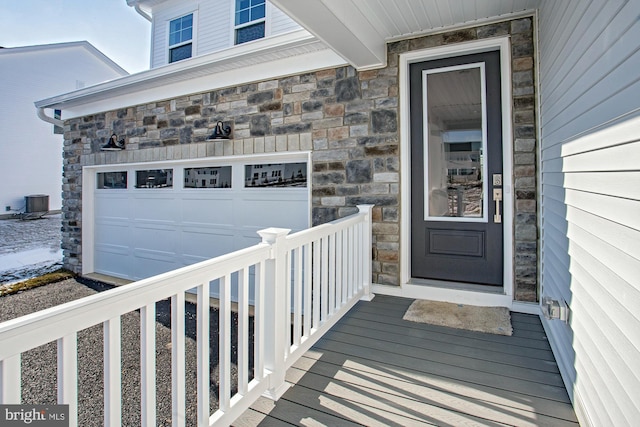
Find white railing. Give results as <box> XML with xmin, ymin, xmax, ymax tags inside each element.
<box><xmin>0</xmin><ymin>205</ymin><xmax>374</xmax><ymax>427</ymax></box>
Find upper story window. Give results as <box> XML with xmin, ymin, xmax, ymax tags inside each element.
<box><xmin>169</xmin><ymin>14</ymin><xmax>193</xmax><ymax>63</ymax></box>
<box><xmin>235</xmin><ymin>0</ymin><xmax>266</xmax><ymax>45</ymax></box>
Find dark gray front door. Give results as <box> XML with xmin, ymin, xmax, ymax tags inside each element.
<box><xmin>410</xmin><ymin>51</ymin><xmax>503</xmax><ymax>286</ymax></box>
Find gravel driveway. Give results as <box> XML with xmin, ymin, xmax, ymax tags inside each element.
<box><xmin>0</xmin><ymin>277</ymin><xmax>246</xmax><ymax>426</ymax></box>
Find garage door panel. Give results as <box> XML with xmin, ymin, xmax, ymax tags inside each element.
<box><xmin>235</xmin><ymin>231</ymin><xmax>263</xmax><ymax>250</ymax></box>
<box><xmin>133</xmin><ymin>196</ymin><xmax>179</xmax><ymax>222</ymax></box>
<box><xmin>132</xmin><ymin>253</ymin><xmax>181</xmax><ymax>280</ymax></box>
<box><xmin>95</xmin><ymin>194</ymin><xmax>130</xmax><ymax>219</ymax></box>
<box><xmin>133</xmin><ymin>247</ymin><xmax>178</xmax><ymax>262</ymax></box>
<box><xmin>181</xmin><ymin>197</ymin><xmax>235</xmax><ymax>225</ymax></box>
<box><xmin>95</xmin><ymin>222</ymin><xmax>130</xmax><ymax>246</ymax></box>
<box><xmin>133</xmin><ymin>226</ymin><xmax>179</xmax><ymax>253</ymax></box>
<box><xmin>182</xmin><ymin>229</ymin><xmax>237</xmax><ymax>259</ymax></box>
<box><xmin>94</xmin><ymin>249</ymin><xmax>132</xmax><ymax>280</ymax></box>
<box><xmin>237</xmin><ymin>197</ymin><xmax>308</xmax><ymax>230</ymax></box>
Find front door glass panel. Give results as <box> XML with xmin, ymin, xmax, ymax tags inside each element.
<box><xmin>423</xmin><ymin>63</ymin><xmax>487</xmax><ymax>222</ymax></box>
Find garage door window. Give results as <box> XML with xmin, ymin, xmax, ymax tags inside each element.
<box><xmin>184</xmin><ymin>166</ymin><xmax>232</xmax><ymax>188</ymax></box>
<box><xmin>97</xmin><ymin>171</ymin><xmax>127</xmax><ymax>189</ymax></box>
<box><xmin>245</xmin><ymin>162</ymin><xmax>307</xmax><ymax>188</ymax></box>
<box><xmin>135</xmin><ymin>169</ymin><xmax>174</xmax><ymax>188</ymax></box>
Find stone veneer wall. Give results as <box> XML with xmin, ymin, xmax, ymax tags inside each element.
<box><xmin>61</xmin><ymin>17</ymin><xmax>537</xmax><ymax>301</ymax></box>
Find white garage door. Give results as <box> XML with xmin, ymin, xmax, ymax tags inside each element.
<box><xmin>90</xmin><ymin>156</ymin><xmax>309</xmax><ymax>284</ymax></box>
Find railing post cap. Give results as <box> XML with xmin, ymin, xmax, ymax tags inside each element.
<box><xmin>357</xmin><ymin>204</ymin><xmax>374</xmax><ymax>213</ymax></box>
<box><xmin>257</xmin><ymin>227</ymin><xmax>291</xmax><ymax>243</ymax></box>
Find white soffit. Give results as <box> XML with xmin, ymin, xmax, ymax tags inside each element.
<box><xmin>270</xmin><ymin>0</ymin><xmax>540</xmax><ymax>69</ymax></box>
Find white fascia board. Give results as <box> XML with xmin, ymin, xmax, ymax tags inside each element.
<box><xmin>35</xmin><ymin>30</ymin><xmax>345</xmax><ymax>118</ymax></box>
<box><xmin>269</xmin><ymin>0</ymin><xmax>386</xmax><ymax>70</ymax></box>
<box><xmin>60</xmin><ymin>47</ymin><xmax>346</xmax><ymax>119</ymax></box>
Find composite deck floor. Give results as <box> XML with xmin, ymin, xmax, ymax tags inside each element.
<box><xmin>234</xmin><ymin>295</ymin><xmax>578</xmax><ymax>427</ymax></box>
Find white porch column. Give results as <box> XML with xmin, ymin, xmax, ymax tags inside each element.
<box><xmin>257</xmin><ymin>227</ymin><xmax>291</xmax><ymax>401</ymax></box>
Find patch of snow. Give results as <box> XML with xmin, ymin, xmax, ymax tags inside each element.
<box><xmin>0</xmin><ymin>248</ymin><xmax>63</xmax><ymax>286</ymax></box>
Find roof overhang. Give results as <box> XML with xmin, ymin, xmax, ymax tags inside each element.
<box><xmin>269</xmin><ymin>0</ymin><xmax>540</xmax><ymax>70</ymax></box>
<box><xmin>35</xmin><ymin>30</ymin><xmax>346</xmax><ymax>119</ymax></box>
<box><xmin>1</xmin><ymin>41</ymin><xmax>128</xmax><ymax>76</ymax></box>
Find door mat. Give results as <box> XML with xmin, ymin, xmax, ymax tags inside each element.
<box><xmin>403</xmin><ymin>300</ymin><xmax>513</xmax><ymax>336</ymax></box>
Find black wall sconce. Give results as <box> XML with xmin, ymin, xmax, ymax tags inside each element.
<box><xmin>101</xmin><ymin>133</ymin><xmax>125</xmax><ymax>151</ymax></box>
<box><xmin>207</xmin><ymin>121</ymin><xmax>232</xmax><ymax>140</ymax></box>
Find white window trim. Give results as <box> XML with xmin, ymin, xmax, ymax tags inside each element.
<box><xmin>166</xmin><ymin>9</ymin><xmax>198</xmax><ymax>65</ymax></box>
<box><xmin>231</xmin><ymin>0</ymin><xmax>271</xmax><ymax>46</ymax></box>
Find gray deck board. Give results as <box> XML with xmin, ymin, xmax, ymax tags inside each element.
<box><xmin>234</xmin><ymin>295</ymin><xmax>578</xmax><ymax>427</ymax></box>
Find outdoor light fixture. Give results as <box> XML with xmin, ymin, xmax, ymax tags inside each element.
<box><xmin>101</xmin><ymin>133</ymin><xmax>125</xmax><ymax>151</ymax></box>
<box><xmin>206</xmin><ymin>121</ymin><xmax>232</xmax><ymax>140</ymax></box>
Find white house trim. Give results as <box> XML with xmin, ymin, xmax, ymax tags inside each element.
<box><xmin>35</xmin><ymin>30</ymin><xmax>346</xmax><ymax>119</ymax></box>
<box><xmin>389</xmin><ymin>36</ymin><xmax>516</xmax><ymax>308</ymax></box>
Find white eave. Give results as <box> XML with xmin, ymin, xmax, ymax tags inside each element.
<box><xmin>1</xmin><ymin>41</ymin><xmax>128</xmax><ymax>76</ymax></box>
<box><xmin>270</xmin><ymin>0</ymin><xmax>540</xmax><ymax>70</ymax></box>
<box><xmin>35</xmin><ymin>30</ymin><xmax>346</xmax><ymax>119</ymax></box>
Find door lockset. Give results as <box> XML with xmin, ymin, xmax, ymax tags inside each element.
<box><xmin>493</xmin><ymin>188</ymin><xmax>503</xmax><ymax>224</ymax></box>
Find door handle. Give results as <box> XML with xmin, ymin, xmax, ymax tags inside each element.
<box><xmin>493</xmin><ymin>188</ymin><xmax>502</xmax><ymax>224</ymax></box>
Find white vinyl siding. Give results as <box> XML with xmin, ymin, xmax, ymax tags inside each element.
<box><xmin>270</xmin><ymin>4</ymin><xmax>301</xmax><ymax>35</ymax></box>
<box><xmin>198</xmin><ymin>0</ymin><xmax>232</xmax><ymax>55</ymax></box>
<box><xmin>0</xmin><ymin>43</ymin><xmax>127</xmax><ymax>213</ymax></box>
<box><xmin>538</xmin><ymin>0</ymin><xmax>640</xmax><ymax>426</ymax></box>
<box><xmin>149</xmin><ymin>0</ymin><xmax>300</xmax><ymax>68</ymax></box>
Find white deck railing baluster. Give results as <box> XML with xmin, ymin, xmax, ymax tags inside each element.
<box><xmin>341</xmin><ymin>228</ymin><xmax>348</xmax><ymax>303</ymax></box>
<box><xmin>335</xmin><ymin>230</ymin><xmax>345</xmax><ymax>308</ymax></box>
<box><xmin>197</xmin><ymin>282</ymin><xmax>210</xmax><ymax>427</ymax></box>
<box><xmin>104</xmin><ymin>317</ymin><xmax>122</xmax><ymax>427</ymax></box>
<box><xmin>237</xmin><ymin>269</ymin><xmax>249</xmax><ymax>396</ymax></box>
<box><xmin>303</xmin><ymin>243</ymin><xmax>312</xmax><ymax>337</ymax></box>
<box><xmin>284</xmin><ymin>249</ymin><xmax>292</xmax><ymax>358</ymax></box>
<box><xmin>57</xmin><ymin>333</ymin><xmax>78</xmax><ymax>427</ymax></box>
<box><xmin>312</xmin><ymin>238</ymin><xmax>321</xmax><ymax>330</ymax></box>
<box><xmin>355</xmin><ymin>225</ymin><xmax>360</xmax><ymax>295</ymax></box>
<box><xmin>321</xmin><ymin>235</ymin><xmax>329</xmax><ymax>322</ymax></box>
<box><xmin>254</xmin><ymin>261</ymin><xmax>265</xmax><ymax>382</ymax></box>
<box><xmin>219</xmin><ymin>274</ymin><xmax>231</xmax><ymax>412</ymax></box>
<box><xmin>140</xmin><ymin>303</ymin><xmax>156</xmax><ymax>427</ymax></box>
<box><xmin>328</xmin><ymin>233</ymin><xmax>336</xmax><ymax>315</ymax></box>
<box><xmin>171</xmin><ymin>292</ymin><xmax>186</xmax><ymax>427</ymax></box>
<box><xmin>349</xmin><ymin>226</ymin><xmax>355</xmax><ymax>297</ymax></box>
<box><xmin>0</xmin><ymin>205</ymin><xmax>374</xmax><ymax>426</ymax></box>
<box><xmin>293</xmin><ymin>247</ymin><xmax>303</xmax><ymax>347</ymax></box>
